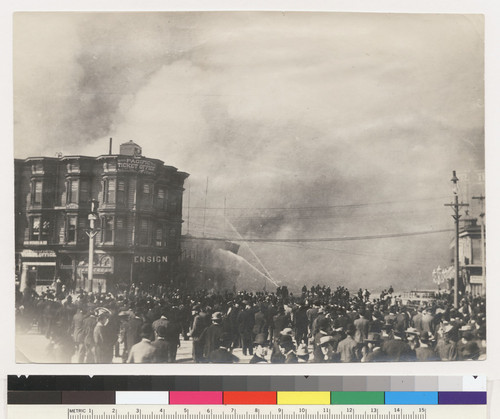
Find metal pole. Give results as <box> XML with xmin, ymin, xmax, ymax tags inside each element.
<box><xmin>88</xmin><ymin>214</ymin><xmax>96</xmax><ymax>293</ymax></box>
<box><xmin>454</xmin><ymin>193</ymin><xmax>459</xmax><ymax>309</ymax></box>
<box><xmin>87</xmin><ymin>199</ymin><xmax>99</xmax><ymax>294</ymax></box>
<box><xmin>445</xmin><ymin>171</ymin><xmax>467</xmax><ymax>309</ymax></box>
<box><xmin>480</xmin><ymin>216</ymin><xmax>485</xmax><ymax>292</ymax></box>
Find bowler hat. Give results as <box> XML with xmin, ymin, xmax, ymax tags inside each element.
<box><xmin>254</xmin><ymin>333</ymin><xmax>268</xmax><ymax>346</ymax></box>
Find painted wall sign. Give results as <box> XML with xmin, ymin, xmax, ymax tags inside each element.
<box><xmin>117</xmin><ymin>158</ymin><xmax>156</xmax><ymax>174</ymax></box>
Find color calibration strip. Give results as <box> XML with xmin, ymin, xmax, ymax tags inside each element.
<box><xmin>8</xmin><ymin>375</ymin><xmax>486</xmax><ymax>392</ymax></box>
<box><xmin>7</xmin><ymin>391</ymin><xmax>486</xmax><ymax>405</ymax></box>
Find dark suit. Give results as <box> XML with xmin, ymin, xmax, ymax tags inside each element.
<box><xmin>238</xmin><ymin>309</ymin><xmax>255</xmax><ymax>356</ymax></box>
<box><xmin>208</xmin><ymin>348</ymin><xmax>239</xmax><ymax>363</ymax></box>
<box><xmin>200</xmin><ymin>323</ymin><xmax>224</xmax><ymax>358</ymax></box>
<box><xmin>152</xmin><ymin>338</ymin><xmax>177</xmax><ymax>363</ymax></box>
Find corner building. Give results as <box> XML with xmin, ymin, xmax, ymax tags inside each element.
<box><xmin>15</xmin><ymin>141</ymin><xmax>189</xmax><ymax>293</ymax></box>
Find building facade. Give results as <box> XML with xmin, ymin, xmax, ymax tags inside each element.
<box><xmin>15</xmin><ymin>141</ymin><xmax>189</xmax><ymax>293</ymax></box>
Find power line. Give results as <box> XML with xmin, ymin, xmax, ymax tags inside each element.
<box><xmin>183</xmin><ymin>228</ymin><xmax>453</xmax><ymax>243</ymax></box>
<box><xmin>185</xmin><ymin>196</ymin><xmax>448</xmax><ymax>211</ymax></box>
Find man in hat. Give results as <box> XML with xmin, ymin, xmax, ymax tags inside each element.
<box><xmin>123</xmin><ymin>309</ymin><xmax>143</xmax><ymax>363</ymax></box>
<box><xmin>435</xmin><ymin>324</ymin><xmax>457</xmax><ymax>361</ymax></box>
<box><xmin>279</xmin><ymin>334</ymin><xmax>298</xmax><ymax>364</ymax></box>
<box><xmin>337</xmin><ymin>325</ymin><xmax>358</xmax><ymax>362</ymax></box>
<box><xmin>127</xmin><ymin>323</ymin><xmax>155</xmax><ymax>363</ymax></box>
<box><xmin>200</xmin><ymin>311</ymin><xmax>224</xmax><ymax>359</ymax></box>
<box><xmin>458</xmin><ymin>332</ymin><xmax>480</xmax><ymax>361</ymax></box>
<box><xmin>296</xmin><ymin>343</ymin><xmax>310</xmax><ymax>363</ymax></box>
<box><xmin>421</xmin><ymin>308</ymin><xmax>436</xmax><ymax>335</ymax></box>
<box><xmin>354</xmin><ymin>309</ymin><xmax>370</xmax><ymax>344</ymax></box>
<box><xmin>362</xmin><ymin>333</ymin><xmax>385</xmax><ymax>362</ymax></box>
<box><xmin>208</xmin><ymin>333</ymin><xmax>239</xmax><ymax>363</ymax></box>
<box><xmin>93</xmin><ymin>312</ymin><xmax>113</xmax><ymax>363</ymax></box>
<box><xmin>313</xmin><ymin>317</ymin><xmax>332</xmax><ymax>363</ymax></box>
<box><xmin>191</xmin><ymin>306</ymin><xmax>209</xmax><ymax>363</ymax></box>
<box><xmin>405</xmin><ymin>327</ymin><xmax>419</xmax><ymax>353</ymax></box>
<box><xmin>250</xmin><ymin>333</ymin><xmax>269</xmax><ymax>363</ymax></box>
<box><xmin>382</xmin><ymin>329</ymin><xmax>414</xmax><ymax>362</ymax></box>
<box><xmin>238</xmin><ymin>302</ymin><xmax>255</xmax><ymax>356</ymax></box>
<box><xmin>152</xmin><ymin>311</ymin><xmax>181</xmax><ymax>362</ymax></box>
<box><xmin>415</xmin><ymin>332</ymin><xmax>439</xmax><ymax>361</ymax></box>
<box><xmin>151</xmin><ymin>325</ymin><xmax>170</xmax><ymax>363</ymax></box>
<box><xmin>319</xmin><ymin>335</ymin><xmax>337</xmax><ymax>362</ymax></box>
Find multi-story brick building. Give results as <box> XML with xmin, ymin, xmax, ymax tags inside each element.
<box><xmin>15</xmin><ymin>141</ymin><xmax>189</xmax><ymax>293</ymax></box>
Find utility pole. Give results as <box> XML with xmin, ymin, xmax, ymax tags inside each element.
<box><xmin>472</xmin><ymin>194</ymin><xmax>486</xmax><ymax>294</ymax></box>
<box><xmin>445</xmin><ymin>171</ymin><xmax>468</xmax><ymax>308</ymax></box>
<box><xmin>86</xmin><ymin>199</ymin><xmax>100</xmax><ymax>293</ymax></box>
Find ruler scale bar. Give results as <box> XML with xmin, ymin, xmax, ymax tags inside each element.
<box><xmin>8</xmin><ymin>405</ymin><xmax>486</xmax><ymax>419</ymax></box>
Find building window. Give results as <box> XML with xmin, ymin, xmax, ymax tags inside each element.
<box><xmin>30</xmin><ymin>217</ymin><xmax>41</xmax><ymax>241</ymax></box>
<box><xmin>33</xmin><ymin>181</ymin><xmax>42</xmax><ymax>204</ymax></box>
<box><xmin>139</xmin><ymin>218</ymin><xmax>150</xmax><ymax>245</ymax></box>
<box><xmin>168</xmin><ymin>191</ymin><xmax>178</xmax><ymax>213</ymax></box>
<box><xmin>80</xmin><ymin>179</ymin><xmax>89</xmax><ymax>203</ymax></box>
<box><xmin>67</xmin><ymin>216</ymin><xmax>77</xmax><ymax>242</ymax></box>
<box><xmin>104</xmin><ymin>178</ymin><xmax>116</xmax><ymax>204</ymax></box>
<box><xmin>103</xmin><ymin>216</ymin><xmax>114</xmax><ymax>243</ymax></box>
<box><xmin>41</xmin><ymin>220</ymin><xmax>50</xmax><ymax>241</ymax></box>
<box><xmin>117</xmin><ymin>180</ymin><xmax>126</xmax><ymax>205</ymax></box>
<box><xmin>67</xmin><ymin>179</ymin><xmax>79</xmax><ymax>204</ymax></box>
<box><xmin>142</xmin><ymin>182</ymin><xmax>152</xmax><ymax>205</ymax></box>
<box><xmin>156</xmin><ymin>188</ymin><xmax>166</xmax><ymax>209</ymax></box>
<box><xmin>155</xmin><ymin>225</ymin><xmax>163</xmax><ymax>247</ymax></box>
<box><xmin>116</xmin><ymin>217</ymin><xmax>126</xmax><ymax>243</ymax></box>
<box><xmin>32</xmin><ymin>162</ymin><xmax>44</xmax><ymax>174</ymax></box>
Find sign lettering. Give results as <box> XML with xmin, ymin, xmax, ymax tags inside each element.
<box><xmin>117</xmin><ymin>158</ymin><xmax>156</xmax><ymax>174</ymax></box>
<box><xmin>134</xmin><ymin>255</ymin><xmax>168</xmax><ymax>264</ymax></box>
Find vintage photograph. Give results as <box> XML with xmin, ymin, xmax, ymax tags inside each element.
<box><xmin>14</xmin><ymin>12</ymin><xmax>485</xmax><ymax>364</ymax></box>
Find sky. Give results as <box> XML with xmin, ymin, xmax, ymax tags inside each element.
<box><xmin>13</xmin><ymin>12</ymin><xmax>484</xmax><ymax>292</ymax></box>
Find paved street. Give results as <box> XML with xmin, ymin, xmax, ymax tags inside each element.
<box><xmin>16</xmin><ymin>332</ymin><xmax>256</xmax><ymax>364</ymax></box>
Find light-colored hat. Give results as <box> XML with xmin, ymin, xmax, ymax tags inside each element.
<box><xmin>319</xmin><ymin>336</ymin><xmax>335</xmax><ymax>346</ymax></box>
<box><xmin>296</xmin><ymin>343</ymin><xmax>310</xmax><ymax>356</ymax></box>
<box><xmin>405</xmin><ymin>327</ymin><xmax>419</xmax><ymax>335</ymax></box>
<box><xmin>280</xmin><ymin>327</ymin><xmax>293</xmax><ymax>336</ymax></box>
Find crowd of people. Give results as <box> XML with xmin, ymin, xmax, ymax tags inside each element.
<box><xmin>15</xmin><ymin>282</ymin><xmax>486</xmax><ymax>364</ymax></box>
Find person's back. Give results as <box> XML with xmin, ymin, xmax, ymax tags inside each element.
<box><xmin>151</xmin><ymin>338</ymin><xmax>170</xmax><ymax>362</ymax></box>
<box><xmin>337</xmin><ymin>334</ymin><xmax>357</xmax><ymax>362</ymax></box>
<box><xmin>416</xmin><ymin>345</ymin><xmax>439</xmax><ymax>361</ymax></box>
<box><xmin>354</xmin><ymin>316</ymin><xmax>369</xmax><ymax>343</ymax></box>
<box><xmin>128</xmin><ymin>339</ymin><xmax>155</xmax><ymax>363</ymax></box>
<box><xmin>382</xmin><ymin>335</ymin><xmax>414</xmax><ymax>362</ymax></box>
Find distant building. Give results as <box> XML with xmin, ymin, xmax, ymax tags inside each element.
<box><xmin>15</xmin><ymin>141</ymin><xmax>189</xmax><ymax>293</ymax></box>
<box><xmin>448</xmin><ymin>170</ymin><xmax>485</xmax><ymax>297</ymax></box>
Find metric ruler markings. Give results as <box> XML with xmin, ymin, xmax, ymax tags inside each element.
<box><xmin>67</xmin><ymin>411</ymin><xmax>428</xmax><ymax>419</ymax></box>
